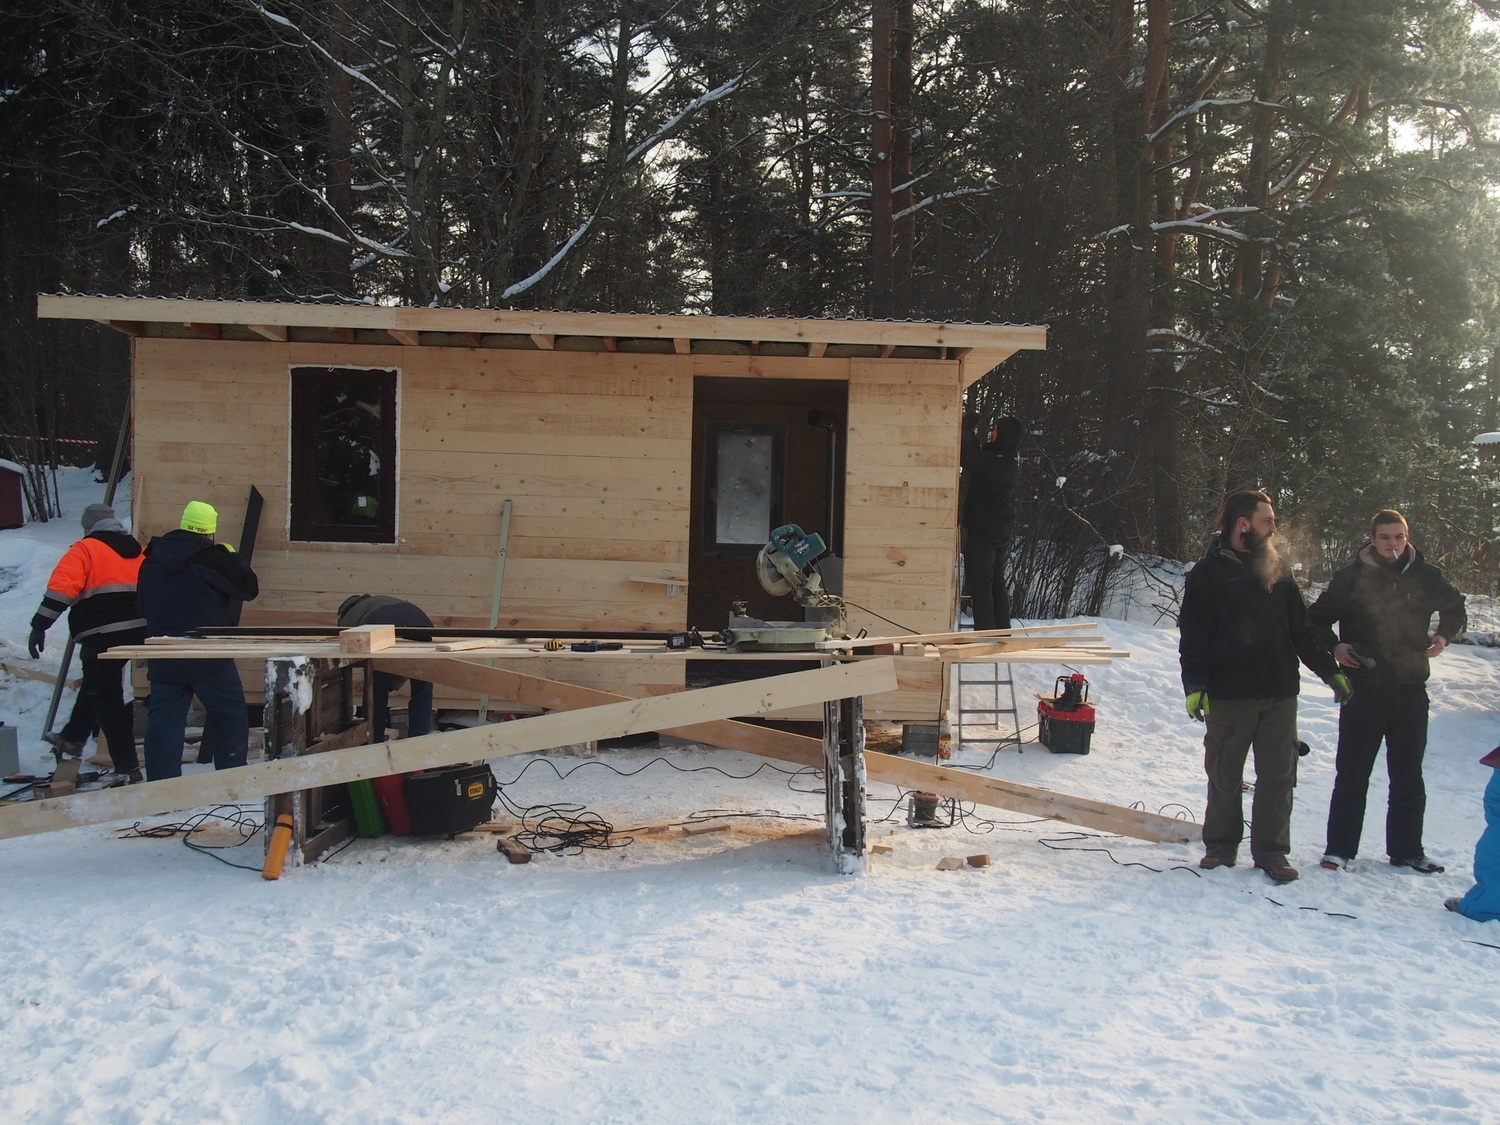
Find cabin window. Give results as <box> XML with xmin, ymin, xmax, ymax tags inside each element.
<box><xmin>290</xmin><ymin>367</ymin><xmax>397</xmax><ymax>543</ymax></box>
<box><xmin>704</xmin><ymin>423</ymin><xmax>784</xmax><ymax>554</ymax></box>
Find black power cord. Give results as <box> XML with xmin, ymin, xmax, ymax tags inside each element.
<box><xmin>117</xmin><ymin>804</ymin><xmax>266</xmax><ymax>871</ymax></box>
<box><xmin>492</xmin><ymin>752</ymin><xmax>829</xmax><ymax>855</ymax></box>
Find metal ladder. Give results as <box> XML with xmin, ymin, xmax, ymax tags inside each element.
<box><xmin>954</xmin><ymin>659</ymin><xmax>1024</xmax><ymax>753</ymax></box>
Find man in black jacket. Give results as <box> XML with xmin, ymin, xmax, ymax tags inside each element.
<box><xmin>961</xmin><ymin>415</ymin><xmax>1022</xmax><ymax>630</ymax></box>
<box><xmin>337</xmin><ymin>595</ymin><xmax>434</xmax><ymax>740</ymax></box>
<box><xmin>1179</xmin><ymin>489</ymin><xmax>1346</xmax><ymax>884</ymax></box>
<box><xmin>137</xmin><ymin>501</ymin><xmax>259</xmax><ymax>780</ymax></box>
<box><xmin>1309</xmin><ymin>509</ymin><xmax>1466</xmax><ymax>874</ymax></box>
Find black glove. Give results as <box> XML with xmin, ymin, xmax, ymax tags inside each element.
<box><xmin>27</xmin><ymin>626</ymin><xmax>45</xmax><ymax>659</ymax></box>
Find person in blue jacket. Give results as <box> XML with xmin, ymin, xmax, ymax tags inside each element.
<box><xmin>1448</xmin><ymin>746</ymin><xmax>1500</xmax><ymax>921</ymax></box>
<box><xmin>137</xmin><ymin>501</ymin><xmax>259</xmax><ymax>780</ymax></box>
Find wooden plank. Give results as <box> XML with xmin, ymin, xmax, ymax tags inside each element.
<box><xmin>934</xmin><ymin>640</ymin><xmax>1113</xmax><ymax>660</ymax></box>
<box><xmin>498</xmin><ymin>838</ymin><xmax>532</xmax><ymax>863</ymax></box>
<box><xmin>338</xmin><ymin>626</ymin><xmax>396</xmax><ymax>653</ymax></box>
<box><xmin>690</xmin><ymin>355</ymin><xmax>854</xmax><ymax>381</ymax></box>
<box><xmin>530</xmin><ymin>333</ymin><xmax>555</xmax><ymax>350</ymax></box>
<box><xmin>377</xmin><ymin>658</ymin><xmax>827</xmax><ymax>764</ymax></box>
<box><xmin>818</xmin><ymin>623</ymin><xmax>1095</xmax><ymax>650</ymax></box>
<box><xmin>247</xmin><ymin>324</ymin><xmax>288</xmax><ymax>342</ymax></box>
<box><xmin>42</xmin><ymin>295</ymin><xmax>1048</xmax><ymax>352</ymax></box>
<box><xmin>863</xmin><ymin>752</ymin><xmax>1197</xmax><ymax>844</ymax></box>
<box><xmin>389</xmin><ymin>329</ymin><xmax>420</xmax><ymax>346</ymax></box>
<box><xmin>0</xmin><ymin>659</ymin><xmax>899</xmax><ymax>842</ymax></box>
<box><xmin>0</xmin><ymin>662</ymin><xmax>82</xmax><ymax>690</ymax></box>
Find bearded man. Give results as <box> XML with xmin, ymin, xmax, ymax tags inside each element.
<box><xmin>1309</xmin><ymin>509</ymin><xmax>1466</xmax><ymax>875</ymax></box>
<box><xmin>1178</xmin><ymin>489</ymin><xmax>1345</xmax><ymax>884</ymax></box>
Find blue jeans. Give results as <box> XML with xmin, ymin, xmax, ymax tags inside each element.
<box><xmin>373</xmin><ymin>673</ymin><xmax>433</xmax><ymax>740</ymax></box>
<box><xmin>144</xmin><ymin>661</ymin><xmax>249</xmax><ymax>780</ymax></box>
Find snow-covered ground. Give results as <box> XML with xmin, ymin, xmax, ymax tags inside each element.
<box><xmin>1</xmin><ymin>469</ymin><xmax>1498</xmax><ymax>1123</ymax></box>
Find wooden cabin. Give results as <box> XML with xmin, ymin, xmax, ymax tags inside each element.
<box><xmin>37</xmin><ymin>296</ymin><xmax>1045</xmax><ymax>721</ymax></box>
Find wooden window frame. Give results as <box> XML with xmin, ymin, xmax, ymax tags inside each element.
<box><xmin>289</xmin><ymin>366</ymin><xmax>397</xmax><ymax>544</ymax></box>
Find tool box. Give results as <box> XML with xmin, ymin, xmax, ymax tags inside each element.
<box><xmin>372</xmin><ymin>773</ymin><xmax>413</xmax><ymax>836</ymax></box>
<box><xmin>348</xmin><ymin>779</ymin><xmax>388</xmax><ymax>838</ymax></box>
<box><xmin>1037</xmin><ymin>674</ymin><xmax>1096</xmax><ymax>755</ymax></box>
<box><xmin>402</xmin><ymin>763</ymin><xmax>497</xmax><ymax>837</ymax></box>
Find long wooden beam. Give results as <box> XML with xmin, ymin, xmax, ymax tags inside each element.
<box><xmin>0</xmin><ymin>659</ymin><xmax>898</xmax><ymax>842</ymax></box>
<box><xmin>36</xmin><ymin>294</ymin><xmax>1047</xmax><ymax>353</ymax></box>
<box><xmin>864</xmin><ymin>752</ymin><xmax>1197</xmax><ymax>844</ymax></box>
<box><xmin>382</xmin><ymin>658</ymin><xmax>826</xmax><ymax>765</ymax></box>
<box><xmin>388</xmin><ymin>659</ymin><xmax>1194</xmax><ymax>844</ymax></box>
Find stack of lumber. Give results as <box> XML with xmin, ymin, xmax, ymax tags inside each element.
<box><xmin>817</xmin><ymin>622</ymin><xmax>1128</xmax><ymax>664</ymax></box>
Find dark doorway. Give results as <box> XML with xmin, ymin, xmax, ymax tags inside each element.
<box><xmin>687</xmin><ymin>377</ymin><xmax>847</xmax><ymax>633</ymax></box>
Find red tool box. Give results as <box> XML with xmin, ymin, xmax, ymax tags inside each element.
<box><xmin>1037</xmin><ymin>673</ymin><xmax>1095</xmax><ymax>755</ymax></box>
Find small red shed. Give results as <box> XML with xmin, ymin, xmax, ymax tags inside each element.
<box><xmin>0</xmin><ymin>460</ymin><xmax>25</xmax><ymax>531</ymax></box>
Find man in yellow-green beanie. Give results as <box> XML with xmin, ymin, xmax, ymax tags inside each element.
<box><xmin>137</xmin><ymin>501</ymin><xmax>260</xmax><ymax>780</ymax></box>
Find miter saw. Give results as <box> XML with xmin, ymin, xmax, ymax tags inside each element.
<box><xmin>715</xmin><ymin>523</ymin><xmax>847</xmax><ymax>651</ymax></box>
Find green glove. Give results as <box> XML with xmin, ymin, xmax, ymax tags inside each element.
<box><xmin>1330</xmin><ymin>673</ymin><xmax>1353</xmax><ymax>705</ymax></box>
<box><xmin>1185</xmin><ymin>690</ymin><xmax>1209</xmax><ymax>722</ymax></box>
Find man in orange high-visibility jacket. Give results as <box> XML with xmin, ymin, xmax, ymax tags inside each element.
<box><xmin>29</xmin><ymin>503</ymin><xmax>148</xmax><ymax>783</ymax></box>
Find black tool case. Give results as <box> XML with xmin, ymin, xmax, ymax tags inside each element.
<box><xmin>402</xmin><ymin>763</ymin><xmax>497</xmax><ymax>837</ymax></box>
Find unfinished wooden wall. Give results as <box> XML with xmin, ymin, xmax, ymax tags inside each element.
<box><xmin>131</xmin><ymin>339</ymin><xmax>960</xmax><ymax>718</ymax></box>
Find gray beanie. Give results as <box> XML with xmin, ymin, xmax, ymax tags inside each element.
<box><xmin>80</xmin><ymin>503</ymin><xmax>116</xmax><ymax>532</ymax></box>
<box><xmin>88</xmin><ymin>517</ymin><xmax>125</xmax><ymax>534</ymax></box>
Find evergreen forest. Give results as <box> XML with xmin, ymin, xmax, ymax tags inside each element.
<box><xmin>5</xmin><ymin>0</ymin><xmax>1500</xmax><ymax>599</ymax></box>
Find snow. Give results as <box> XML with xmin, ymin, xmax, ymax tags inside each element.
<box><xmin>2</xmin><ymin>469</ymin><xmax>1499</xmax><ymax>1122</ymax></box>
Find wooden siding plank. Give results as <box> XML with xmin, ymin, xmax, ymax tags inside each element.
<box><xmin>690</xmin><ymin>355</ymin><xmax>854</xmax><ymax>380</ymax></box>
<box><xmin>402</xmin><ymin>430</ymin><xmax>686</xmax><ymax>459</ymax></box>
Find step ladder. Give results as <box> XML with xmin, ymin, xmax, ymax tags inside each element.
<box><xmin>954</xmin><ymin>659</ymin><xmax>1024</xmax><ymax>753</ymax></box>
<box><xmin>950</xmin><ymin>559</ymin><xmax>1022</xmax><ymax>752</ymax></box>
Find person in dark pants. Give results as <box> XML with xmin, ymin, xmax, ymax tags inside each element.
<box><xmin>1178</xmin><ymin>489</ymin><xmax>1346</xmax><ymax>885</ymax></box>
<box><xmin>48</xmin><ymin>691</ymin><xmax>98</xmax><ymax>759</ymax></box>
<box><xmin>961</xmin><ymin>415</ymin><xmax>1022</xmax><ymax>630</ymax></box>
<box><xmin>1309</xmin><ymin>509</ymin><xmax>1465</xmax><ymax>874</ymax></box>
<box><xmin>28</xmin><ymin>503</ymin><xmax>147</xmax><ymax>783</ymax></box>
<box><xmin>337</xmin><ymin>595</ymin><xmax>434</xmax><ymax>740</ymax></box>
<box><xmin>137</xmin><ymin>501</ymin><xmax>260</xmax><ymax>780</ymax></box>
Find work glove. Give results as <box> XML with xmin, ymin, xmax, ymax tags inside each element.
<box><xmin>220</xmin><ymin>542</ymin><xmax>235</xmax><ymax>553</ymax></box>
<box><xmin>1330</xmin><ymin>673</ymin><xmax>1353</xmax><ymax>705</ymax></box>
<box><xmin>1185</xmin><ymin>690</ymin><xmax>1209</xmax><ymax>722</ymax></box>
<box><xmin>27</xmin><ymin>626</ymin><xmax>45</xmax><ymax>659</ymax></box>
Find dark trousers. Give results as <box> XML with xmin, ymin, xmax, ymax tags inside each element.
<box><xmin>1202</xmin><ymin>696</ymin><xmax>1299</xmax><ymax>868</ymax></box>
<box><xmin>1324</xmin><ymin>684</ymin><xmax>1429</xmax><ymax>861</ymax></box>
<box><xmin>58</xmin><ymin>690</ymin><xmax>97</xmax><ymax>745</ymax></box>
<box><xmin>966</xmin><ymin>535</ymin><xmax>1011</xmax><ymax>631</ymax></box>
<box><xmin>372</xmin><ymin>672</ymin><xmax>433</xmax><ymax>741</ymax></box>
<box><xmin>143</xmin><ymin>661</ymin><xmax>249</xmax><ymax>781</ymax></box>
<box><xmin>79</xmin><ymin>646</ymin><xmax>139</xmax><ymax>775</ymax></box>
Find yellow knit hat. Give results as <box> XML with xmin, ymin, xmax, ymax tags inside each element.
<box><xmin>180</xmin><ymin>500</ymin><xmax>218</xmax><ymax>535</ymax></box>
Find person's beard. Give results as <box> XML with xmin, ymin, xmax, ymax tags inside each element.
<box><xmin>1244</xmin><ymin>525</ymin><xmax>1285</xmax><ymax>587</ymax></box>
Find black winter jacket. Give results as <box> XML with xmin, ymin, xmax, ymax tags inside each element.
<box><xmin>961</xmin><ymin>432</ymin><xmax>1019</xmax><ymax>541</ymax></box>
<box><xmin>1178</xmin><ymin>538</ymin><xmax>1337</xmax><ymax>700</ymax></box>
<box><xmin>138</xmin><ymin>529</ymin><xmax>259</xmax><ymax>681</ymax></box>
<box><xmin>1308</xmin><ymin>545</ymin><xmax>1466</xmax><ymax>688</ymax></box>
<box><xmin>337</xmin><ymin>595</ymin><xmax>433</xmax><ymax>637</ymax></box>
